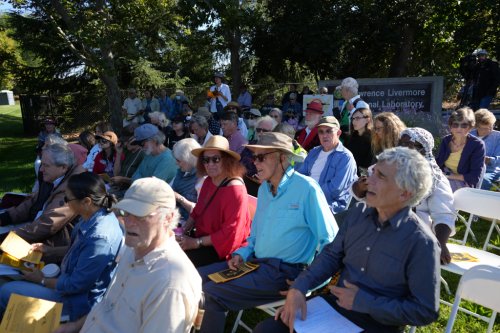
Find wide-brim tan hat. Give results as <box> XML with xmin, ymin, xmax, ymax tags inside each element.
<box><xmin>245</xmin><ymin>132</ymin><xmax>300</xmax><ymax>157</ymax></box>
<box><xmin>191</xmin><ymin>135</ymin><xmax>241</xmax><ymax>161</ymax></box>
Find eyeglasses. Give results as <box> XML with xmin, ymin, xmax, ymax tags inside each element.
<box><xmin>256</xmin><ymin>128</ymin><xmax>271</xmax><ymax>133</ymax></box>
<box><xmin>251</xmin><ymin>151</ymin><xmax>278</xmax><ymax>163</ymax></box>
<box><xmin>99</xmin><ymin>139</ymin><xmax>110</xmax><ymax>144</ymax></box>
<box><xmin>318</xmin><ymin>128</ymin><xmax>334</xmax><ymax>135</ymax></box>
<box><xmin>64</xmin><ymin>196</ymin><xmax>79</xmax><ymax>203</ymax></box>
<box><xmin>114</xmin><ymin>209</ymin><xmax>158</xmax><ymax>222</ymax></box>
<box><xmin>352</xmin><ymin>116</ymin><xmax>368</xmax><ymax>121</ymax></box>
<box><xmin>398</xmin><ymin>140</ymin><xmax>425</xmax><ymax>152</ymax></box>
<box><xmin>451</xmin><ymin>122</ymin><xmax>470</xmax><ymax>129</ymax></box>
<box><xmin>201</xmin><ymin>156</ymin><xmax>222</xmax><ymax>164</ymax></box>
<box><xmin>245</xmin><ymin>114</ymin><xmax>258</xmax><ymax>120</ymax></box>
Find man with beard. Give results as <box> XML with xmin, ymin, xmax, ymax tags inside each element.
<box><xmin>295</xmin><ymin>100</ymin><xmax>324</xmax><ymax>151</ymax></box>
<box><xmin>110</xmin><ymin>124</ymin><xmax>177</xmax><ymax>189</ymax></box>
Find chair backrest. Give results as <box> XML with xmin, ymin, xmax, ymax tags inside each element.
<box><xmin>457</xmin><ymin>265</ymin><xmax>500</xmax><ymax>311</ymax></box>
<box><xmin>453</xmin><ymin>188</ymin><xmax>500</xmax><ymax>220</ymax></box>
<box><xmin>247</xmin><ymin>195</ymin><xmax>258</xmax><ymax>221</ymax></box>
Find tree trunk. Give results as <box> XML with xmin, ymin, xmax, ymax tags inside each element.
<box><xmin>389</xmin><ymin>23</ymin><xmax>416</xmax><ymax>77</ymax></box>
<box><xmin>99</xmin><ymin>43</ymin><xmax>122</xmax><ymax>133</ymax></box>
<box><xmin>230</xmin><ymin>28</ymin><xmax>242</xmax><ymax>99</ymax></box>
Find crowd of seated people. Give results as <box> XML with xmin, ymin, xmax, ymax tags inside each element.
<box><xmin>1</xmin><ymin>74</ymin><xmax>498</xmax><ymax>332</ymax></box>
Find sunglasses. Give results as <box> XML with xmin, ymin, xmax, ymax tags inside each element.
<box><xmin>64</xmin><ymin>196</ymin><xmax>79</xmax><ymax>203</ymax></box>
<box><xmin>245</xmin><ymin>114</ymin><xmax>258</xmax><ymax>120</ymax></box>
<box><xmin>256</xmin><ymin>128</ymin><xmax>271</xmax><ymax>133</ymax></box>
<box><xmin>202</xmin><ymin>156</ymin><xmax>222</xmax><ymax>164</ymax></box>
<box><xmin>451</xmin><ymin>122</ymin><xmax>470</xmax><ymax>129</ymax></box>
<box><xmin>286</xmin><ymin>114</ymin><xmax>296</xmax><ymax>119</ymax></box>
<box><xmin>352</xmin><ymin>116</ymin><xmax>368</xmax><ymax>121</ymax></box>
<box><xmin>99</xmin><ymin>139</ymin><xmax>110</xmax><ymax>144</ymax></box>
<box><xmin>251</xmin><ymin>151</ymin><xmax>278</xmax><ymax>163</ymax></box>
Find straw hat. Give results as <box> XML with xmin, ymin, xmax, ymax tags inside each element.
<box><xmin>191</xmin><ymin>135</ymin><xmax>240</xmax><ymax>161</ymax></box>
<box><xmin>96</xmin><ymin>131</ymin><xmax>118</xmax><ymax>145</ymax></box>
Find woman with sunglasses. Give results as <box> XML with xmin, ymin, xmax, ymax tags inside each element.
<box><xmin>92</xmin><ymin>131</ymin><xmax>123</xmax><ymax>177</ymax></box>
<box><xmin>345</xmin><ymin>107</ymin><xmax>374</xmax><ymax>175</ymax></box>
<box><xmin>436</xmin><ymin>107</ymin><xmax>485</xmax><ymax>191</ymax></box>
<box><xmin>0</xmin><ymin>172</ymin><xmax>123</xmax><ymax>321</ymax></box>
<box><xmin>178</xmin><ymin>135</ymin><xmax>251</xmax><ymax>267</ymax></box>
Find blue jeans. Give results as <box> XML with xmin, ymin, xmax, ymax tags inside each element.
<box><xmin>0</xmin><ymin>281</ymin><xmax>67</xmax><ymax>317</ymax></box>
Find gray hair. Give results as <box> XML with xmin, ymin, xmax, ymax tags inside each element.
<box><xmin>376</xmin><ymin>147</ymin><xmax>432</xmax><ymax>207</ymax></box>
<box><xmin>256</xmin><ymin>115</ymin><xmax>278</xmax><ymax>130</ymax></box>
<box><xmin>173</xmin><ymin>138</ymin><xmax>200</xmax><ymax>168</ymax></box>
<box><xmin>151</xmin><ymin>131</ymin><xmax>166</xmax><ymax>145</ymax></box>
<box><xmin>44</xmin><ymin>134</ymin><xmax>67</xmax><ymax>146</ymax></box>
<box><xmin>149</xmin><ymin>111</ymin><xmax>169</xmax><ymax>128</ymax></box>
<box><xmin>340</xmin><ymin>77</ymin><xmax>359</xmax><ymax>95</ymax></box>
<box><xmin>157</xmin><ymin>207</ymin><xmax>180</xmax><ymax>230</ymax></box>
<box><xmin>44</xmin><ymin>143</ymin><xmax>75</xmax><ymax>167</ymax></box>
<box><xmin>274</xmin><ymin>123</ymin><xmax>296</xmax><ymax>139</ymax></box>
<box><xmin>190</xmin><ymin>114</ymin><xmax>209</xmax><ymax>130</ymax></box>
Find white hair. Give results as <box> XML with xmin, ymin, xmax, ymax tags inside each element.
<box><xmin>256</xmin><ymin>115</ymin><xmax>278</xmax><ymax>130</ymax></box>
<box><xmin>173</xmin><ymin>138</ymin><xmax>201</xmax><ymax>168</ymax></box>
<box><xmin>157</xmin><ymin>207</ymin><xmax>180</xmax><ymax>230</ymax></box>
<box><xmin>340</xmin><ymin>77</ymin><xmax>359</xmax><ymax>95</ymax></box>
<box><xmin>44</xmin><ymin>143</ymin><xmax>75</xmax><ymax>167</ymax></box>
<box><xmin>376</xmin><ymin>147</ymin><xmax>432</xmax><ymax>207</ymax></box>
<box><xmin>149</xmin><ymin>112</ymin><xmax>169</xmax><ymax>128</ymax></box>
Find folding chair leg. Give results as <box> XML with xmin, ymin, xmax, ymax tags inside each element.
<box><xmin>231</xmin><ymin>310</ymin><xmax>252</xmax><ymax>333</ymax></box>
<box><xmin>483</xmin><ymin>219</ymin><xmax>499</xmax><ymax>251</ymax></box>
<box><xmin>440</xmin><ymin>275</ymin><xmax>451</xmax><ymax>295</ymax></box>
<box><xmin>486</xmin><ymin>310</ymin><xmax>497</xmax><ymax>333</ymax></box>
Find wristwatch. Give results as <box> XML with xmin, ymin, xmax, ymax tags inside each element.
<box><xmin>196</xmin><ymin>238</ymin><xmax>203</xmax><ymax>248</ymax></box>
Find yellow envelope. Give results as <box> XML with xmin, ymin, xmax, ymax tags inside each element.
<box><xmin>0</xmin><ymin>232</ymin><xmax>42</xmax><ymax>264</ymax></box>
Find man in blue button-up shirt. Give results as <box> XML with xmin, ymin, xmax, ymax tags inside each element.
<box><xmin>256</xmin><ymin>147</ymin><xmax>441</xmax><ymax>333</ymax></box>
<box><xmin>197</xmin><ymin>132</ymin><xmax>338</xmax><ymax>333</ymax></box>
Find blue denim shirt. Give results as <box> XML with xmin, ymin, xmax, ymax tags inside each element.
<box><xmin>297</xmin><ymin>142</ymin><xmax>358</xmax><ymax>213</ymax></box>
<box><xmin>56</xmin><ymin>208</ymin><xmax>123</xmax><ymax>320</ymax></box>
<box><xmin>292</xmin><ymin>204</ymin><xmax>440</xmax><ymax>327</ymax></box>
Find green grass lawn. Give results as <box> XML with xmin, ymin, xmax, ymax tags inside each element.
<box><xmin>1</xmin><ymin>102</ymin><xmax>499</xmax><ymax>332</ymax></box>
<box><xmin>0</xmin><ymin>103</ymin><xmax>37</xmax><ymax>196</ymax></box>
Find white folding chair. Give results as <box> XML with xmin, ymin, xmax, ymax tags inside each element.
<box><xmin>444</xmin><ymin>265</ymin><xmax>500</xmax><ymax>333</ymax></box>
<box><xmin>443</xmin><ymin>188</ymin><xmax>500</xmax><ymax>277</ymax></box>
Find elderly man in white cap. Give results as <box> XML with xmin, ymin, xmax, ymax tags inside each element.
<box><xmin>196</xmin><ymin>132</ymin><xmax>338</xmax><ymax>333</ymax></box>
<box><xmin>54</xmin><ymin>177</ymin><xmax>202</xmax><ymax>333</ymax></box>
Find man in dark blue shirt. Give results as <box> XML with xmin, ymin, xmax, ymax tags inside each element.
<box><xmin>255</xmin><ymin>147</ymin><xmax>441</xmax><ymax>333</ymax></box>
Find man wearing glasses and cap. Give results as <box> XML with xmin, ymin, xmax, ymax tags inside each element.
<box><xmin>55</xmin><ymin>177</ymin><xmax>202</xmax><ymax>333</ymax></box>
<box><xmin>110</xmin><ymin>124</ymin><xmax>177</xmax><ymax>190</ymax></box>
<box><xmin>196</xmin><ymin>132</ymin><xmax>338</xmax><ymax>333</ymax></box>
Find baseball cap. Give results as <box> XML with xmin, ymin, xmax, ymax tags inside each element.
<box><xmin>132</xmin><ymin>124</ymin><xmax>159</xmax><ymax>145</ymax></box>
<box><xmin>114</xmin><ymin>177</ymin><xmax>176</xmax><ymax>217</ymax></box>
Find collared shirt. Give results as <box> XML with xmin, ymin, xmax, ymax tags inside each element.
<box><xmin>122</xmin><ymin>97</ymin><xmax>142</xmax><ymax>115</ymax></box>
<box><xmin>131</xmin><ymin>149</ymin><xmax>177</xmax><ymax>183</ymax></box>
<box><xmin>81</xmin><ymin>236</ymin><xmax>202</xmax><ymax>333</ymax></box>
<box><xmin>293</xmin><ymin>205</ymin><xmax>440</xmax><ymax>327</ymax></box>
<box><xmin>297</xmin><ymin>142</ymin><xmax>358</xmax><ymax>213</ymax></box>
<box><xmin>234</xmin><ymin>167</ymin><xmax>338</xmax><ymax>264</ymax></box>
<box><xmin>56</xmin><ymin>209</ymin><xmax>123</xmax><ymax>320</ymax></box>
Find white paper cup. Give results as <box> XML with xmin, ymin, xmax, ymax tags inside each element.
<box><xmin>42</xmin><ymin>263</ymin><xmax>61</xmax><ymax>278</ymax></box>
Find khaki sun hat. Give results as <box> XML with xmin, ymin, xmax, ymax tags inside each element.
<box><xmin>191</xmin><ymin>135</ymin><xmax>241</xmax><ymax>161</ymax></box>
<box><xmin>96</xmin><ymin>131</ymin><xmax>118</xmax><ymax>145</ymax></box>
<box><xmin>245</xmin><ymin>132</ymin><xmax>298</xmax><ymax>156</ymax></box>
<box><xmin>114</xmin><ymin>177</ymin><xmax>176</xmax><ymax>217</ymax></box>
